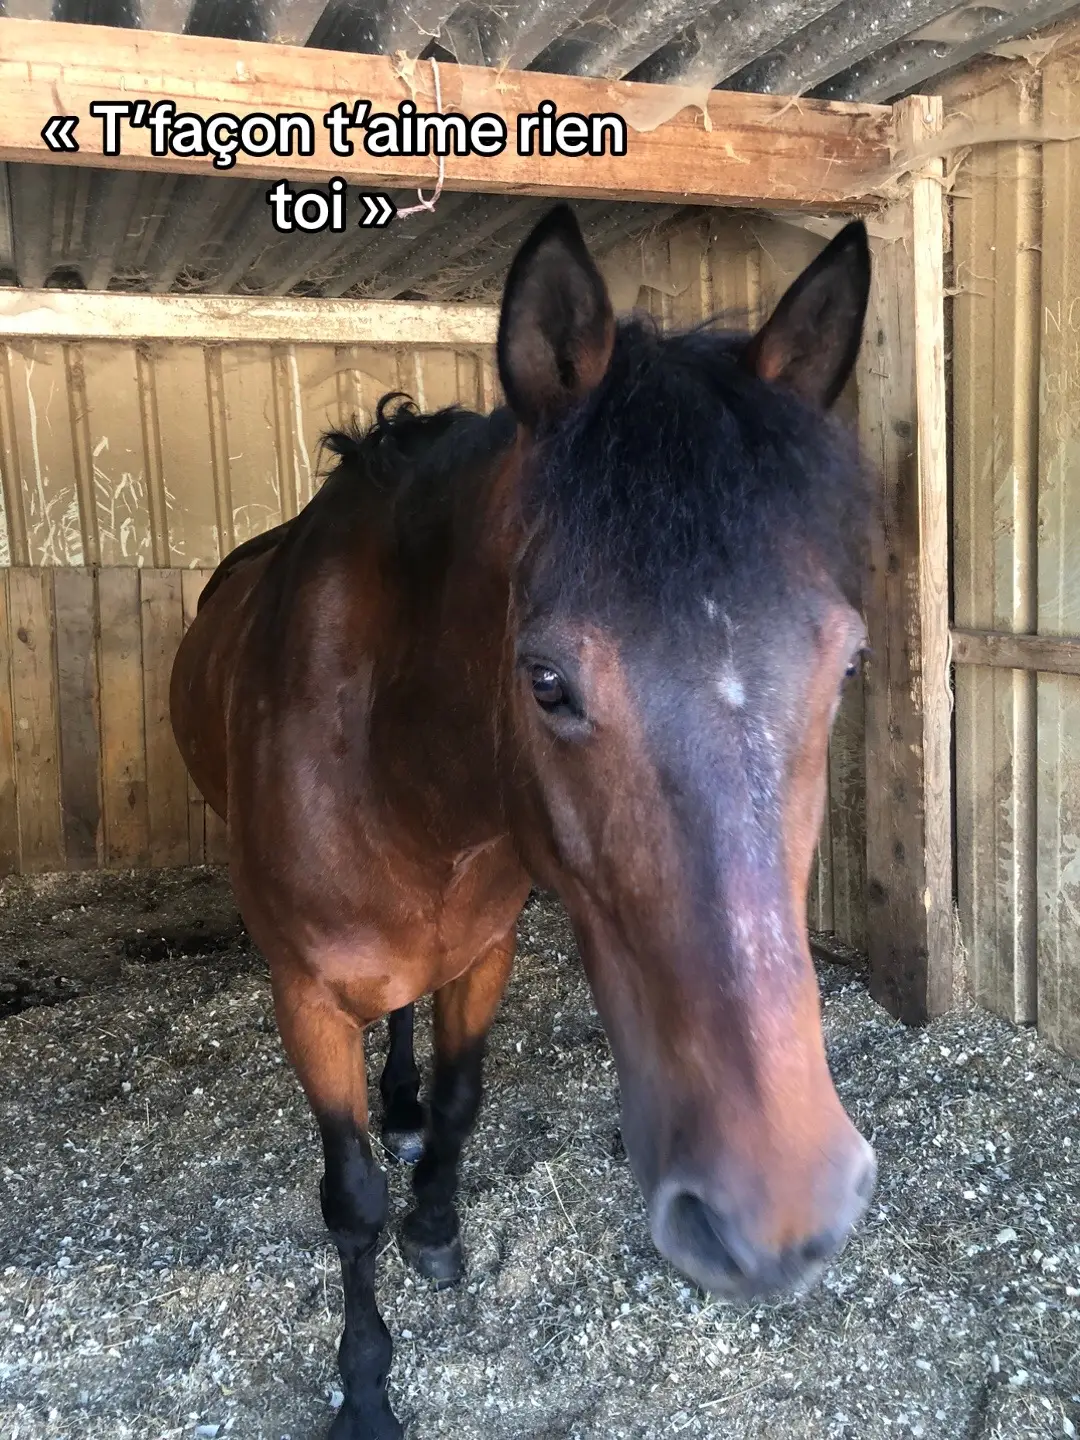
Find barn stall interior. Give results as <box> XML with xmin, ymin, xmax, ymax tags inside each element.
<box><xmin>0</xmin><ymin>4</ymin><xmax>1078</xmax><ymax>1439</ymax></box>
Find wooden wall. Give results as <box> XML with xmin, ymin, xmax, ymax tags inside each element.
<box><xmin>0</xmin><ymin>564</ymin><xmax>221</xmax><ymax>874</ymax></box>
<box><xmin>946</xmin><ymin>29</ymin><xmax>1080</xmax><ymax>1056</ymax></box>
<box><xmin>0</xmin><ymin>326</ymin><xmax>497</xmax><ymax>875</ymax></box>
<box><xmin>0</xmin><ymin>218</ymin><xmax>870</xmax><ymax>960</ymax></box>
<box><xmin>0</xmin><ymin>337</ymin><xmax>496</xmax><ymax>569</ymax></box>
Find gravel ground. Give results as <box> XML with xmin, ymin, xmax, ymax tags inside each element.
<box><xmin>0</xmin><ymin>868</ymin><xmax>1078</xmax><ymax>1440</ymax></box>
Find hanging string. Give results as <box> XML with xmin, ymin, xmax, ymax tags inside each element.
<box><xmin>396</xmin><ymin>57</ymin><xmax>446</xmax><ymax>219</ymax></box>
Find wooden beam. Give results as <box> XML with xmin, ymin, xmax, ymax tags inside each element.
<box><xmin>858</xmin><ymin>95</ymin><xmax>954</xmax><ymax>1027</ymax></box>
<box><xmin>0</xmin><ymin>288</ymin><xmax>499</xmax><ymax>345</ymax></box>
<box><xmin>0</xmin><ymin>18</ymin><xmax>896</xmax><ymax>211</ymax></box>
<box><xmin>1036</xmin><ymin>58</ymin><xmax>1080</xmax><ymax>1060</ymax></box>
<box><xmin>948</xmin><ymin>73</ymin><xmax>1041</xmax><ymax>1033</ymax></box>
<box><xmin>951</xmin><ymin>628</ymin><xmax>1080</xmax><ymax>677</ymax></box>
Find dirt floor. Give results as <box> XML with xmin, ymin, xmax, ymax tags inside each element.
<box><xmin>0</xmin><ymin>870</ymin><xmax>1077</xmax><ymax>1440</ymax></box>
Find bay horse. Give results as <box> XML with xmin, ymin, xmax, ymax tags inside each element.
<box><xmin>170</xmin><ymin>204</ymin><xmax>878</xmax><ymax>1438</ymax></box>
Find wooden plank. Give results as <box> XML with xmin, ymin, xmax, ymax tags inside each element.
<box><xmin>0</xmin><ymin>343</ymin><xmax>30</xmax><ymax>565</ymax></box>
<box><xmin>63</xmin><ymin>344</ymin><xmax>100</xmax><ymax>567</ymax></box>
<box><xmin>6</xmin><ymin>566</ymin><xmax>62</xmax><ymax>871</ymax></box>
<box><xmin>479</xmin><ymin>355</ymin><xmax>500</xmax><ymax>413</ymax></box>
<box><xmin>332</xmin><ymin>347</ymin><xmax>401</xmax><ymax>447</ymax></box>
<box><xmin>949</xmin><ymin>74</ymin><xmax>1041</xmax><ymax>1026</ymax></box>
<box><xmin>4</xmin><ymin>341</ymin><xmax>85</xmax><ymax>565</ymax></box>
<box><xmin>709</xmin><ymin>214</ymin><xmax>762</xmax><ymax>328</ymax></box>
<box><xmin>213</xmin><ymin>345</ymin><xmax>279</xmax><ymax>545</ymax></box>
<box><xmin>1036</xmin><ymin>57</ymin><xmax>1080</xmax><ymax>1058</ymax></box>
<box><xmin>53</xmin><ymin>566</ymin><xmax>102</xmax><ymax>868</ymax></box>
<box><xmin>456</xmin><ymin>351</ymin><xmax>483</xmax><ymax>411</ymax></box>
<box><xmin>134</xmin><ymin>343</ymin><xmax>169</xmax><ymax>567</ymax></box>
<box><xmin>0</xmin><ymin>291</ymin><xmax>500</xmax><ymax>348</ymax></box>
<box><xmin>952</xmin><ymin>629</ymin><xmax>1080</xmax><ymax>676</ymax></box>
<box><xmin>287</xmin><ymin>345</ymin><xmax>342</xmax><ymax>511</ymax></box>
<box><xmin>0</xmin><ymin>19</ymin><xmax>895</xmax><ymax>211</ymax></box>
<box><xmin>97</xmin><ymin>566</ymin><xmax>149</xmax><ymax>866</ymax></box>
<box><xmin>180</xmin><ymin>568</ymin><xmax>209</xmax><ymax>864</ymax></box>
<box><xmin>667</xmin><ymin>219</ymin><xmax>709</xmax><ymax>329</ymax></box>
<box><xmin>411</xmin><ymin>349</ymin><xmax>467</xmax><ymax>414</ymax></box>
<box><xmin>808</xmin><ymin>825</ymin><xmax>834</xmax><ymax>937</ymax></box>
<box><xmin>1035</xmin><ymin>673</ymin><xmax>1080</xmax><ymax>1059</ymax></box>
<box><xmin>858</xmin><ymin>95</ymin><xmax>953</xmax><ymax>1025</ymax></box>
<box><xmin>0</xmin><ymin>571</ymin><xmax>20</xmax><ymax>873</ymax></box>
<box><xmin>151</xmin><ymin>344</ymin><xmax>219</xmax><ymax>568</ymax></box>
<box><xmin>269</xmin><ymin>347</ymin><xmax>302</xmax><ymax>521</ymax></box>
<box><xmin>333</xmin><ymin>346</ymin><xmax>369</xmax><ymax>431</ymax></box>
<box><xmin>140</xmin><ymin>569</ymin><xmax>190</xmax><ymax>867</ymax></box>
<box><xmin>79</xmin><ymin>342</ymin><xmax>155</xmax><ymax>566</ymax></box>
<box><xmin>205</xmin><ymin>348</ymin><xmax>234</xmax><ymax>559</ymax></box>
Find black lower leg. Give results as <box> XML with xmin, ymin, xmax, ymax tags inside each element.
<box><xmin>380</xmin><ymin>1006</ymin><xmax>425</xmax><ymax>1164</ymax></box>
<box><xmin>319</xmin><ymin>1116</ymin><xmax>401</xmax><ymax>1440</ymax></box>
<box><xmin>400</xmin><ymin>1041</ymin><xmax>485</xmax><ymax>1287</ymax></box>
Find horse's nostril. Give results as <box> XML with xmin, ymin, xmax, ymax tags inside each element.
<box><xmin>797</xmin><ymin>1231</ymin><xmax>834</xmax><ymax>1266</ymax></box>
<box><xmin>661</xmin><ymin>1190</ymin><xmax>755</xmax><ymax>1282</ymax></box>
<box><xmin>855</xmin><ymin>1150</ymin><xmax>878</xmax><ymax>1203</ymax></box>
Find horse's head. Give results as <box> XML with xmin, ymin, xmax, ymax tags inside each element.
<box><xmin>496</xmin><ymin>206</ymin><xmax>877</xmax><ymax>1302</ymax></box>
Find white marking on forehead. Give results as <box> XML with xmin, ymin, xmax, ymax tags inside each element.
<box><xmin>716</xmin><ymin>666</ymin><xmax>746</xmax><ymax>708</ymax></box>
<box><xmin>703</xmin><ymin>596</ymin><xmax>719</xmax><ymax>620</ymax></box>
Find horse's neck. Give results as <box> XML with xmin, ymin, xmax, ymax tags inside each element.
<box><xmin>365</xmin><ymin>447</ymin><xmax>519</xmax><ymax>855</ymax></box>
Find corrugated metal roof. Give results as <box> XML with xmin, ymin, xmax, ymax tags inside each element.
<box><xmin>0</xmin><ymin>0</ymin><xmax>1075</xmax><ymax>298</ymax></box>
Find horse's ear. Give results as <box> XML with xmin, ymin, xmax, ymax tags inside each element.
<box><xmin>742</xmin><ymin>220</ymin><xmax>871</xmax><ymax>410</ymax></box>
<box><xmin>497</xmin><ymin>204</ymin><xmax>615</xmax><ymax>430</ymax></box>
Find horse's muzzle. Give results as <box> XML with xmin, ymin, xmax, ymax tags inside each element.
<box><xmin>647</xmin><ymin>1136</ymin><xmax>878</xmax><ymax>1300</ymax></box>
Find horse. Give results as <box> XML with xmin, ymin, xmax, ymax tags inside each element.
<box><xmin>170</xmin><ymin>203</ymin><xmax>878</xmax><ymax>1438</ymax></box>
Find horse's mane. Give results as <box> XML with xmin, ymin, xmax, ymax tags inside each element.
<box><xmin>321</xmin><ymin>391</ymin><xmax>474</xmax><ymax>473</ymax></box>
<box><xmin>318</xmin><ymin>394</ymin><xmax>515</xmax><ymax>597</ymax></box>
<box><xmin>522</xmin><ymin>314</ymin><xmax>876</xmax><ymax>620</ymax></box>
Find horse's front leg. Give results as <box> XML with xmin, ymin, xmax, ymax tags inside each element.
<box><xmin>272</xmin><ymin>972</ymin><xmax>402</xmax><ymax>1440</ymax></box>
<box><xmin>400</xmin><ymin>932</ymin><xmax>515</xmax><ymax>1286</ymax></box>
<box><xmin>380</xmin><ymin>1005</ymin><xmax>425</xmax><ymax>1164</ymax></box>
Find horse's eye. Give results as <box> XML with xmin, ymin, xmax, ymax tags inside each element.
<box><xmin>530</xmin><ymin>664</ymin><xmax>567</xmax><ymax>710</ymax></box>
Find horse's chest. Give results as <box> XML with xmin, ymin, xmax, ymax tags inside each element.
<box><xmin>436</xmin><ymin>837</ymin><xmax>530</xmax><ymax>953</ymax></box>
<box><xmin>349</xmin><ymin>832</ymin><xmax>526</xmax><ymax>961</ymax></box>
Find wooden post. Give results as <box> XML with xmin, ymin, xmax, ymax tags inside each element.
<box><xmin>1036</xmin><ymin>57</ymin><xmax>1080</xmax><ymax>1059</ymax></box>
<box><xmin>857</xmin><ymin>95</ymin><xmax>954</xmax><ymax>1025</ymax></box>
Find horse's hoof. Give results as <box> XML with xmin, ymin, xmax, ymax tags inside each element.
<box><xmin>382</xmin><ymin>1129</ymin><xmax>426</xmax><ymax>1165</ymax></box>
<box><xmin>399</xmin><ymin>1228</ymin><xmax>465</xmax><ymax>1288</ymax></box>
<box><xmin>328</xmin><ymin>1401</ymin><xmax>403</xmax><ymax>1440</ymax></box>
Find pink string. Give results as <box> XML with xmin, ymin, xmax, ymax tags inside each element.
<box><xmin>396</xmin><ymin>57</ymin><xmax>446</xmax><ymax>219</ymax></box>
